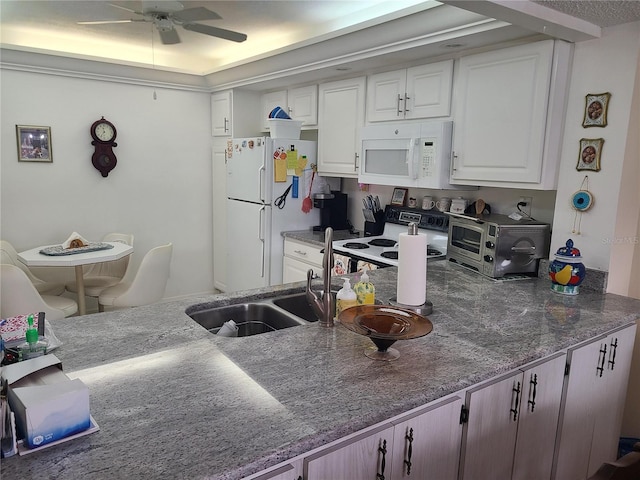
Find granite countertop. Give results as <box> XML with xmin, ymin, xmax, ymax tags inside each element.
<box><xmin>2</xmin><ymin>261</ymin><xmax>639</xmax><ymax>479</ymax></box>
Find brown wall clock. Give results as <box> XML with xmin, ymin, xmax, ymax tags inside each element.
<box><xmin>90</xmin><ymin>117</ymin><xmax>117</xmax><ymax>177</ymax></box>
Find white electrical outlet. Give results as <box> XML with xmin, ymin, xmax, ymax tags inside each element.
<box><xmin>518</xmin><ymin>196</ymin><xmax>533</xmax><ymax>217</ymax></box>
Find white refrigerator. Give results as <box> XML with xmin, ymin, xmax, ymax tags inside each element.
<box><xmin>226</xmin><ymin>137</ymin><xmax>320</xmax><ymax>292</ymax></box>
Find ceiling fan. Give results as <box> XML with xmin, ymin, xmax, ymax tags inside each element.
<box><xmin>78</xmin><ymin>1</ymin><xmax>247</xmax><ymax>45</ymax></box>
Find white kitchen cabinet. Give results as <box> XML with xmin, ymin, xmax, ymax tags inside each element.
<box><xmin>305</xmin><ymin>423</ymin><xmax>395</xmax><ymax>480</ymax></box>
<box><xmin>317</xmin><ymin>77</ymin><xmax>366</xmax><ymax>177</ymax></box>
<box><xmin>389</xmin><ymin>396</ymin><xmax>463</xmax><ymax>480</ymax></box>
<box><xmin>282</xmin><ymin>238</ymin><xmax>323</xmax><ymax>283</ymax></box>
<box><xmin>450</xmin><ymin>40</ymin><xmax>572</xmax><ymax>190</ymax></box>
<box><xmin>367</xmin><ymin>60</ymin><xmax>453</xmax><ymax>122</ymax></box>
<box><xmin>212</xmin><ymin>140</ymin><xmax>229</xmax><ymax>292</ymax></box>
<box><xmin>553</xmin><ymin>323</ymin><xmax>637</xmax><ymax>480</ymax></box>
<box><xmin>211</xmin><ymin>89</ymin><xmax>261</xmax><ymax>137</ymax></box>
<box><xmin>261</xmin><ymin>85</ymin><xmax>318</xmax><ymax>130</ymax></box>
<box><xmin>460</xmin><ymin>352</ymin><xmax>566</xmax><ymax>480</ymax></box>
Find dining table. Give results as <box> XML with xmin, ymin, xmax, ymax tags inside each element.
<box><xmin>17</xmin><ymin>241</ymin><xmax>134</xmax><ymax>316</ymax></box>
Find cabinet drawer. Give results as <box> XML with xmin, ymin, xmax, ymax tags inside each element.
<box><xmin>284</xmin><ymin>239</ymin><xmax>324</xmax><ymax>267</ymax></box>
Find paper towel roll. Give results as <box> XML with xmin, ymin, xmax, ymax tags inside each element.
<box><xmin>397</xmin><ymin>232</ymin><xmax>427</xmax><ymax>306</ymax></box>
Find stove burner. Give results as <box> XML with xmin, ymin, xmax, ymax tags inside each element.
<box><xmin>427</xmin><ymin>248</ymin><xmax>443</xmax><ymax>256</ymax></box>
<box><xmin>343</xmin><ymin>242</ymin><xmax>369</xmax><ymax>250</ymax></box>
<box><xmin>368</xmin><ymin>239</ymin><xmax>397</xmax><ymax>247</ymax></box>
<box><xmin>380</xmin><ymin>251</ymin><xmax>398</xmax><ymax>260</ymax></box>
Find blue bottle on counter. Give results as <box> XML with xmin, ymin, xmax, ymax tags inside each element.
<box><xmin>549</xmin><ymin>239</ymin><xmax>586</xmax><ymax>295</ymax></box>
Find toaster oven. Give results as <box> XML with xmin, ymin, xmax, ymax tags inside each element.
<box><xmin>446</xmin><ymin>213</ymin><xmax>550</xmax><ymax>278</ymax></box>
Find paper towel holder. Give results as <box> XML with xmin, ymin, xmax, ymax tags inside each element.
<box><xmin>388</xmin><ymin>297</ymin><xmax>433</xmax><ymax>315</ymax></box>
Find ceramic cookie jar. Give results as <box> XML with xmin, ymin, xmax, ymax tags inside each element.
<box><xmin>549</xmin><ymin>238</ymin><xmax>586</xmax><ymax>295</ymax></box>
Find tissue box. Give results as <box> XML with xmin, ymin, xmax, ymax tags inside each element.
<box><xmin>3</xmin><ymin>355</ymin><xmax>91</xmax><ymax>449</ymax></box>
<box><xmin>268</xmin><ymin>119</ymin><xmax>303</xmax><ymax>139</ymax></box>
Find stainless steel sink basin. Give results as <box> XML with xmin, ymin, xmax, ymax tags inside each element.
<box><xmin>272</xmin><ymin>292</ymin><xmax>335</xmax><ymax>322</ymax></box>
<box><xmin>188</xmin><ymin>302</ymin><xmax>307</xmax><ymax>337</ymax></box>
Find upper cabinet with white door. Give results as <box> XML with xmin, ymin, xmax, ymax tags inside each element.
<box><xmin>260</xmin><ymin>85</ymin><xmax>318</xmax><ymax>130</ymax></box>
<box><xmin>367</xmin><ymin>60</ymin><xmax>453</xmax><ymax>122</ymax></box>
<box><xmin>317</xmin><ymin>77</ymin><xmax>366</xmax><ymax>177</ymax></box>
<box><xmin>450</xmin><ymin>40</ymin><xmax>573</xmax><ymax>190</ymax></box>
<box><xmin>211</xmin><ymin>89</ymin><xmax>261</xmax><ymax>137</ymax></box>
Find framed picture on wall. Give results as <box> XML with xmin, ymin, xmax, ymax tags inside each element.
<box><xmin>391</xmin><ymin>187</ymin><xmax>408</xmax><ymax>206</ymax></box>
<box><xmin>582</xmin><ymin>92</ymin><xmax>611</xmax><ymax>127</ymax></box>
<box><xmin>16</xmin><ymin>125</ymin><xmax>53</xmax><ymax>162</ymax></box>
<box><xmin>576</xmin><ymin>138</ymin><xmax>604</xmax><ymax>172</ymax></box>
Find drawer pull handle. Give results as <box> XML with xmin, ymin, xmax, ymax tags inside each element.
<box><xmin>293</xmin><ymin>250</ymin><xmax>307</xmax><ymax>256</ymax></box>
<box><xmin>528</xmin><ymin>374</ymin><xmax>538</xmax><ymax>412</ymax></box>
<box><xmin>597</xmin><ymin>343</ymin><xmax>607</xmax><ymax>377</ymax></box>
<box><xmin>510</xmin><ymin>381</ymin><xmax>521</xmax><ymax>421</ymax></box>
<box><xmin>608</xmin><ymin>338</ymin><xmax>618</xmax><ymax>370</ymax></box>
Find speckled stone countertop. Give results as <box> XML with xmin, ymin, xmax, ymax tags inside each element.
<box><xmin>282</xmin><ymin>228</ymin><xmax>361</xmax><ymax>245</ymax></box>
<box><xmin>2</xmin><ymin>261</ymin><xmax>639</xmax><ymax>479</ymax></box>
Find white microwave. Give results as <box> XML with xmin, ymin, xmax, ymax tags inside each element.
<box><xmin>358</xmin><ymin>121</ymin><xmax>455</xmax><ymax>189</ymax></box>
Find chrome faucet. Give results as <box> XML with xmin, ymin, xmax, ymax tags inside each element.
<box><xmin>306</xmin><ymin>227</ymin><xmax>335</xmax><ymax>327</ymax></box>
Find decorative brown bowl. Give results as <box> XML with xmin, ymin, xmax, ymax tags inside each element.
<box><xmin>338</xmin><ymin>305</ymin><xmax>433</xmax><ymax>361</ymax></box>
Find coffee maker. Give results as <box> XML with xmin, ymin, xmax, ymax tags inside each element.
<box><xmin>313</xmin><ymin>192</ymin><xmax>349</xmax><ymax>231</ymax></box>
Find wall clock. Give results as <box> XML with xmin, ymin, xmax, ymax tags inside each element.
<box><xmin>90</xmin><ymin>117</ymin><xmax>117</xmax><ymax>177</ymax></box>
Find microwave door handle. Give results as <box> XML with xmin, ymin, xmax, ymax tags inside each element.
<box><xmin>408</xmin><ymin>139</ymin><xmax>418</xmax><ymax>179</ymax></box>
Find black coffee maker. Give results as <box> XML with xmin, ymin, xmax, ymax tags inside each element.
<box><xmin>313</xmin><ymin>192</ymin><xmax>349</xmax><ymax>231</ymax></box>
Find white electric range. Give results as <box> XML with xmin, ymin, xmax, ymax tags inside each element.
<box><xmin>333</xmin><ymin>206</ymin><xmax>449</xmax><ymax>270</ymax></box>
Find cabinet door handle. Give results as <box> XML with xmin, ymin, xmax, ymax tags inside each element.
<box><xmin>404</xmin><ymin>93</ymin><xmax>410</xmax><ymax>113</ymax></box>
<box><xmin>354</xmin><ymin>153</ymin><xmax>359</xmax><ymax>171</ymax></box>
<box><xmin>597</xmin><ymin>343</ymin><xmax>608</xmax><ymax>377</ymax></box>
<box><xmin>377</xmin><ymin>439</ymin><xmax>387</xmax><ymax>480</ymax></box>
<box><xmin>527</xmin><ymin>373</ymin><xmax>538</xmax><ymax>412</ymax></box>
<box><xmin>510</xmin><ymin>381</ymin><xmax>521</xmax><ymax>421</ymax></box>
<box><xmin>404</xmin><ymin>427</ymin><xmax>414</xmax><ymax>475</ymax></box>
<box><xmin>397</xmin><ymin>94</ymin><xmax>403</xmax><ymax>116</ymax></box>
<box><xmin>224</xmin><ymin>117</ymin><xmax>229</xmax><ymax>133</ymax></box>
<box><xmin>608</xmin><ymin>338</ymin><xmax>618</xmax><ymax>370</ymax></box>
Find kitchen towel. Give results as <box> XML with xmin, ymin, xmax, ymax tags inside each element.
<box><xmin>396</xmin><ymin>232</ymin><xmax>427</xmax><ymax>306</ymax></box>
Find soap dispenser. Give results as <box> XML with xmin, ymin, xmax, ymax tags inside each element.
<box><xmin>17</xmin><ymin>314</ymin><xmax>48</xmax><ymax>361</ymax></box>
<box><xmin>354</xmin><ymin>269</ymin><xmax>375</xmax><ymax>305</ymax></box>
<box><xmin>336</xmin><ymin>278</ymin><xmax>357</xmax><ymax>318</ymax></box>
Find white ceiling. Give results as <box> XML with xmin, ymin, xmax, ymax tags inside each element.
<box><xmin>0</xmin><ymin>0</ymin><xmax>436</xmax><ymax>75</ymax></box>
<box><xmin>1</xmin><ymin>1</ymin><xmax>639</xmax><ymax>78</ymax></box>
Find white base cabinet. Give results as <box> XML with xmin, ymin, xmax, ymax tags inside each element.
<box><xmin>282</xmin><ymin>238</ymin><xmax>324</xmax><ymax>283</ymax></box>
<box><xmin>304</xmin><ymin>396</ymin><xmax>462</xmax><ymax>480</ymax></box>
<box><xmin>553</xmin><ymin>324</ymin><xmax>637</xmax><ymax>480</ymax></box>
<box><xmin>459</xmin><ymin>353</ymin><xmax>566</xmax><ymax>480</ymax></box>
<box><xmin>450</xmin><ymin>40</ymin><xmax>572</xmax><ymax>190</ymax></box>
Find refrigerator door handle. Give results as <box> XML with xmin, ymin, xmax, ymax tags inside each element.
<box><xmin>259</xmin><ymin>206</ymin><xmax>266</xmax><ymax>278</ymax></box>
<box><xmin>259</xmin><ymin>164</ymin><xmax>266</xmax><ymax>203</ymax></box>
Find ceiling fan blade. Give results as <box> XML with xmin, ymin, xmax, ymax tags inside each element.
<box><xmin>159</xmin><ymin>27</ymin><xmax>181</xmax><ymax>45</ymax></box>
<box><xmin>108</xmin><ymin>3</ymin><xmax>143</xmax><ymax>15</ymax></box>
<box><xmin>182</xmin><ymin>23</ymin><xmax>247</xmax><ymax>43</ymax></box>
<box><xmin>173</xmin><ymin>7</ymin><xmax>221</xmax><ymax>23</ymax></box>
<box><xmin>78</xmin><ymin>19</ymin><xmax>137</xmax><ymax>25</ymax></box>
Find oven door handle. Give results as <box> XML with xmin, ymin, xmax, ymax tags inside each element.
<box><xmin>511</xmin><ymin>246</ymin><xmax>537</xmax><ymax>253</ymax></box>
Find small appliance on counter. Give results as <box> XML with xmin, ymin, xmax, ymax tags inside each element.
<box><xmin>446</xmin><ymin>212</ymin><xmax>550</xmax><ymax>278</ymax></box>
<box><xmin>313</xmin><ymin>191</ymin><xmax>350</xmax><ymax>231</ymax></box>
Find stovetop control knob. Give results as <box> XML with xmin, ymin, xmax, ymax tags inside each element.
<box><xmin>485</xmin><ymin>241</ymin><xmax>495</xmax><ymax>249</ymax></box>
<box><xmin>484</xmin><ymin>255</ymin><xmax>494</xmax><ymax>263</ymax></box>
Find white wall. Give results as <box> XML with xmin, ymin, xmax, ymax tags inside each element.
<box><xmin>550</xmin><ymin>23</ymin><xmax>640</xmax><ymax>274</ymax></box>
<box><xmin>0</xmin><ymin>68</ymin><xmax>214</xmax><ymax>301</ymax></box>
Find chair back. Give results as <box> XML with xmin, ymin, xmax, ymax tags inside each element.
<box><xmin>1</xmin><ymin>240</ymin><xmax>40</xmax><ymax>283</ymax></box>
<box><xmin>0</xmin><ymin>264</ymin><xmax>66</xmax><ymax>321</ymax></box>
<box><xmin>111</xmin><ymin>243</ymin><xmax>172</xmax><ymax>307</ymax></box>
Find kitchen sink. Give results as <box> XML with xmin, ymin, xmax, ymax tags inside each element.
<box><xmin>188</xmin><ymin>302</ymin><xmax>307</xmax><ymax>337</ymax></box>
<box><xmin>272</xmin><ymin>292</ymin><xmax>336</xmax><ymax>322</ymax></box>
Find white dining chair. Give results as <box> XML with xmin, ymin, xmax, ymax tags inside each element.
<box><xmin>0</xmin><ymin>239</ymin><xmax>66</xmax><ymax>296</ymax></box>
<box><xmin>0</xmin><ymin>264</ymin><xmax>78</xmax><ymax>320</ymax></box>
<box><xmin>65</xmin><ymin>232</ymin><xmax>134</xmax><ymax>299</ymax></box>
<box><xmin>98</xmin><ymin>243</ymin><xmax>172</xmax><ymax>312</ymax></box>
